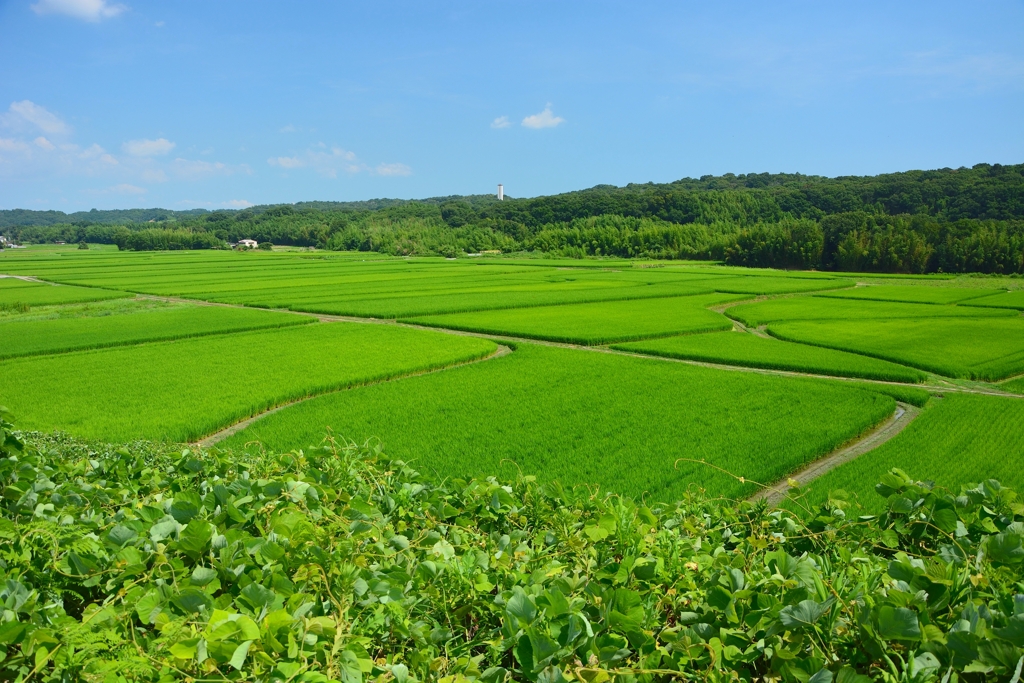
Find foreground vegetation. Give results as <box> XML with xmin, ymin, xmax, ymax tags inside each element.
<box><xmin>3</xmin><ymin>411</ymin><xmax>1024</xmax><ymax>683</ymax></box>
<box><xmin>4</xmin><ymin>163</ymin><xmax>1024</xmax><ymax>273</ymax></box>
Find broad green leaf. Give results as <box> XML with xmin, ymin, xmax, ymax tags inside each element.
<box><xmin>876</xmin><ymin>606</ymin><xmax>921</xmax><ymax>641</ymax></box>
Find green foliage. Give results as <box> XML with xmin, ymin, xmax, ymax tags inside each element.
<box><xmin>0</xmin><ymin>323</ymin><xmax>497</xmax><ymax>442</ymax></box>
<box><xmin>0</xmin><ymin>302</ymin><xmax>313</xmax><ymax>360</ymax></box>
<box><xmin>258</xmin><ymin>241</ymin><xmax>274</xmax><ymax>251</ymax></box>
<box><xmin>2</xmin><ymin>421</ymin><xmax>1024</xmax><ymax>682</ymax></box>
<box><xmin>76</xmin><ymin>241</ymin><xmax>88</xmax><ymax>250</ymax></box>
<box><xmin>723</xmin><ymin>218</ymin><xmax>824</xmax><ymax>269</ymax></box>
<box><xmin>224</xmin><ymin>343</ymin><xmax>896</xmax><ymax>502</ymax></box>
<box><xmin>5</xmin><ymin>163</ymin><xmax>1024</xmax><ymax>271</ymax></box>
<box><xmin>612</xmin><ymin>330</ymin><xmax>927</xmax><ymax>383</ymax></box>
<box><xmin>405</xmin><ymin>294</ymin><xmax>738</xmax><ymax>345</ymax></box>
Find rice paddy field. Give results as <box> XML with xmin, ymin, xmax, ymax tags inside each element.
<box><xmin>769</xmin><ymin>317</ymin><xmax>1024</xmax><ymax>380</ymax></box>
<box><xmin>801</xmin><ymin>393</ymin><xmax>1024</xmax><ymax>511</ymax></box>
<box><xmin>0</xmin><ymin>300</ymin><xmax>312</xmax><ymax>359</ymax></box>
<box><xmin>2</xmin><ymin>245</ymin><xmax>1023</xmax><ymax>507</ymax></box>
<box><xmin>221</xmin><ymin>343</ymin><xmax>896</xmax><ymax>501</ymax></box>
<box><xmin>611</xmin><ymin>329</ymin><xmax>928</xmax><ymax>382</ymax></box>
<box><xmin>0</xmin><ymin>322</ymin><xmax>496</xmax><ymax>442</ymax></box>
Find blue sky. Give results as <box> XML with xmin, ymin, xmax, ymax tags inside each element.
<box><xmin>1</xmin><ymin>1</ymin><xmax>1022</xmax><ymax>211</ymax></box>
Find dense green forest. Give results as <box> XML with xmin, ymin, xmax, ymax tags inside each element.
<box><xmin>3</xmin><ymin>163</ymin><xmax>1023</xmax><ymax>273</ymax></box>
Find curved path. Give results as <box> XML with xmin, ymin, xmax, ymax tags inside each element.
<box><xmin>748</xmin><ymin>401</ymin><xmax>920</xmax><ymax>506</ymax></box>
<box><xmin>195</xmin><ymin>343</ymin><xmax>512</xmax><ymax>448</ymax></box>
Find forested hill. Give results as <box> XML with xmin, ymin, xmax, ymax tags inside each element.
<box><xmin>3</xmin><ymin>163</ymin><xmax>1023</xmax><ymax>273</ymax></box>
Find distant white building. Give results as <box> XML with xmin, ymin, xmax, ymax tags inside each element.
<box><xmin>497</xmin><ymin>184</ymin><xmax>504</xmax><ymax>201</ymax></box>
<box><xmin>237</xmin><ymin>239</ymin><xmax>258</xmax><ymax>249</ymax></box>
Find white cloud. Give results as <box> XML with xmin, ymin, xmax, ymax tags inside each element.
<box><xmin>522</xmin><ymin>104</ymin><xmax>565</xmax><ymax>129</ymax></box>
<box><xmin>110</xmin><ymin>183</ymin><xmax>145</xmax><ymax>195</ymax></box>
<box><xmin>0</xmin><ymin>138</ymin><xmax>30</xmax><ymax>153</ymax></box>
<box><xmin>225</xmin><ymin>199</ymin><xmax>252</xmax><ymax>208</ymax></box>
<box><xmin>122</xmin><ymin>137</ymin><xmax>175</xmax><ymax>157</ymax></box>
<box><xmin>280</xmin><ymin>124</ymin><xmax>297</xmax><ymax>133</ymax></box>
<box><xmin>491</xmin><ymin>116</ymin><xmax>511</xmax><ymax>129</ymax></box>
<box><xmin>268</xmin><ymin>146</ymin><xmax>367</xmax><ymax>178</ymax></box>
<box><xmin>79</xmin><ymin>143</ymin><xmax>118</xmax><ymax>165</ymax></box>
<box><xmin>31</xmin><ymin>0</ymin><xmax>127</xmax><ymax>21</ymax></box>
<box><xmin>170</xmin><ymin>158</ymin><xmax>248</xmax><ymax>180</ymax></box>
<box><xmin>4</xmin><ymin>100</ymin><xmax>70</xmax><ymax>136</ymax></box>
<box><xmin>268</xmin><ymin>155</ymin><xmax>304</xmax><ymax>169</ymax></box>
<box><xmin>34</xmin><ymin>136</ymin><xmax>55</xmax><ymax>150</ymax></box>
<box><xmin>141</xmin><ymin>168</ymin><xmax>167</xmax><ymax>182</ymax></box>
<box><xmin>375</xmin><ymin>162</ymin><xmax>412</xmax><ymax>177</ymax></box>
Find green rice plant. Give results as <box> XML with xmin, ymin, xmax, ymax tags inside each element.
<box><xmin>0</xmin><ymin>303</ymin><xmax>313</xmax><ymax>359</ymax></box>
<box><xmin>698</xmin><ymin>276</ymin><xmax>854</xmax><ymax>295</ymax></box>
<box><xmin>960</xmin><ymin>290</ymin><xmax>1024</xmax><ymax>310</ymax></box>
<box><xmin>0</xmin><ymin>280</ymin><xmax>131</xmax><ymax>306</ymax></box>
<box><xmin>1000</xmin><ymin>375</ymin><xmax>1024</xmax><ymax>394</ymax></box>
<box><xmin>403</xmin><ymin>293</ymin><xmax>741</xmax><ymax>344</ymax></box>
<box><xmin>223</xmin><ymin>343</ymin><xmax>896</xmax><ymax>502</ymax></box>
<box><xmin>0</xmin><ymin>322</ymin><xmax>496</xmax><ymax>442</ymax></box>
<box><xmin>727</xmin><ymin>295</ymin><xmax>1017</xmax><ymax>325</ymax></box>
<box><xmin>612</xmin><ymin>329</ymin><xmax>927</xmax><ymax>382</ymax></box>
<box><xmin>768</xmin><ymin>317</ymin><xmax>1024</xmax><ymax>380</ymax></box>
<box><xmin>799</xmin><ymin>393</ymin><xmax>1024</xmax><ymax>511</ymax></box>
<box><xmin>824</xmin><ymin>380</ymin><xmax>932</xmax><ymax>407</ymax></box>
<box><xmin>815</xmin><ymin>284</ymin><xmax>1004</xmax><ymax>305</ymax></box>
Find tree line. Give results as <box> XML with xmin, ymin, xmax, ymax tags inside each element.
<box><xmin>3</xmin><ymin>163</ymin><xmax>1023</xmax><ymax>273</ymax></box>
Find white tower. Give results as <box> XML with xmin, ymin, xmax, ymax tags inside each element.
<box><xmin>497</xmin><ymin>184</ymin><xmax>504</xmax><ymax>201</ymax></box>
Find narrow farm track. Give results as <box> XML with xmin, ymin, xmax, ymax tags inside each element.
<box><xmin>748</xmin><ymin>402</ymin><xmax>921</xmax><ymax>506</ymax></box>
<box><xmin>0</xmin><ymin>274</ymin><xmax>56</xmax><ymax>284</ymax></box>
<box><xmin>195</xmin><ymin>344</ymin><xmax>512</xmax><ymax>448</ymax></box>
<box><xmin>138</xmin><ymin>294</ymin><xmax>1024</xmax><ymax>399</ymax></box>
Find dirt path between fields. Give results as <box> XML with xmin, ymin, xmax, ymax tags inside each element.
<box><xmin>0</xmin><ymin>274</ymin><xmax>56</xmax><ymax>284</ymax></box>
<box><xmin>139</xmin><ymin>294</ymin><xmax>1024</xmax><ymax>399</ymax></box>
<box><xmin>748</xmin><ymin>402</ymin><xmax>920</xmax><ymax>506</ymax></box>
<box><xmin>194</xmin><ymin>344</ymin><xmax>512</xmax><ymax>448</ymax></box>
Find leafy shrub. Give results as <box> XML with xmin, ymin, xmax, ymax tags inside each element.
<box><xmin>0</xmin><ymin>413</ymin><xmax>1022</xmax><ymax>682</ymax></box>
<box><xmin>77</xmin><ymin>241</ymin><xmax>88</xmax><ymax>250</ymax></box>
<box><xmin>258</xmin><ymin>241</ymin><xmax>273</xmax><ymax>251</ymax></box>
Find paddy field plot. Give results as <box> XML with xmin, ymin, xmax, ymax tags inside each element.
<box><xmin>727</xmin><ymin>295</ymin><xmax>1017</xmax><ymax>326</ymax></box>
<box><xmin>0</xmin><ymin>278</ymin><xmax>131</xmax><ymax>307</ymax></box>
<box><xmin>814</xmin><ymin>284</ymin><xmax>1005</xmax><ymax>305</ymax></box>
<box><xmin>768</xmin><ymin>317</ymin><xmax>1024</xmax><ymax>380</ymax></box>
<box><xmin>612</xmin><ymin>330</ymin><xmax>927</xmax><ymax>382</ymax></box>
<box><xmin>802</xmin><ymin>394</ymin><xmax>1024</xmax><ymax>511</ymax></box>
<box><xmin>0</xmin><ymin>322</ymin><xmax>496</xmax><ymax>443</ymax></box>
<box><xmin>961</xmin><ymin>290</ymin><xmax>1024</xmax><ymax>310</ymax></box>
<box><xmin>696</xmin><ymin>276</ymin><xmax>854</xmax><ymax>295</ymax></box>
<box><xmin>0</xmin><ymin>301</ymin><xmax>312</xmax><ymax>359</ymax></box>
<box><xmin>223</xmin><ymin>343</ymin><xmax>896</xmax><ymax>502</ymax></box>
<box><xmin>404</xmin><ymin>293</ymin><xmax>741</xmax><ymax>344</ymax></box>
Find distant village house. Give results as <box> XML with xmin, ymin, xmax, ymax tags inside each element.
<box><xmin>236</xmin><ymin>239</ymin><xmax>258</xmax><ymax>249</ymax></box>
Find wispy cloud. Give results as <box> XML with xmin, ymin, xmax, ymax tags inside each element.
<box><xmin>491</xmin><ymin>116</ymin><xmax>511</xmax><ymax>129</ymax></box>
<box><xmin>3</xmin><ymin>100</ymin><xmax>70</xmax><ymax>136</ymax></box>
<box><xmin>122</xmin><ymin>137</ymin><xmax>175</xmax><ymax>157</ymax></box>
<box><xmin>375</xmin><ymin>162</ymin><xmax>412</xmax><ymax>177</ymax></box>
<box><xmin>170</xmin><ymin>158</ymin><xmax>249</xmax><ymax>180</ymax></box>
<box><xmin>31</xmin><ymin>0</ymin><xmax>127</xmax><ymax>22</ymax></box>
<box><xmin>225</xmin><ymin>199</ymin><xmax>253</xmax><ymax>208</ymax></box>
<box><xmin>280</xmin><ymin>124</ymin><xmax>297</xmax><ymax>133</ymax></box>
<box><xmin>109</xmin><ymin>183</ymin><xmax>145</xmax><ymax>195</ymax></box>
<box><xmin>267</xmin><ymin>145</ymin><xmax>406</xmax><ymax>178</ymax></box>
<box><xmin>522</xmin><ymin>104</ymin><xmax>565</xmax><ymax>129</ymax></box>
